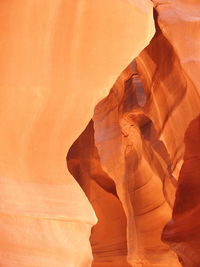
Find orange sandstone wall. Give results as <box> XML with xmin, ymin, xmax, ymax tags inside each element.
<box><xmin>0</xmin><ymin>0</ymin><xmax>155</xmax><ymax>266</ymax></box>
<box><xmin>68</xmin><ymin>1</ymin><xmax>200</xmax><ymax>266</ymax></box>
<box><xmin>1</xmin><ymin>0</ymin><xmax>200</xmax><ymax>266</ymax></box>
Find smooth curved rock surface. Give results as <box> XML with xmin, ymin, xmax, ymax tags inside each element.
<box><xmin>0</xmin><ymin>0</ymin><xmax>155</xmax><ymax>266</ymax></box>
<box><xmin>92</xmin><ymin>61</ymin><xmax>181</xmax><ymax>266</ymax></box>
<box><xmin>68</xmin><ymin>1</ymin><xmax>200</xmax><ymax>266</ymax></box>
<box><xmin>162</xmin><ymin>115</ymin><xmax>200</xmax><ymax>267</ymax></box>
<box><xmin>1</xmin><ymin>0</ymin><xmax>200</xmax><ymax>266</ymax></box>
<box><xmin>152</xmin><ymin>1</ymin><xmax>200</xmax><ymax>266</ymax></box>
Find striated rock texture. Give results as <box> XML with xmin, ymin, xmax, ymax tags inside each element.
<box><xmin>68</xmin><ymin>1</ymin><xmax>200</xmax><ymax>267</ymax></box>
<box><xmin>156</xmin><ymin>0</ymin><xmax>200</xmax><ymax>267</ymax></box>
<box><xmin>162</xmin><ymin>115</ymin><xmax>200</xmax><ymax>267</ymax></box>
<box><xmin>1</xmin><ymin>0</ymin><xmax>200</xmax><ymax>266</ymax></box>
<box><xmin>153</xmin><ymin>1</ymin><xmax>200</xmax><ymax>266</ymax></box>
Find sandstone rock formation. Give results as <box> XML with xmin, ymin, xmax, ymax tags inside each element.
<box><xmin>162</xmin><ymin>115</ymin><xmax>200</xmax><ymax>267</ymax></box>
<box><xmin>0</xmin><ymin>0</ymin><xmax>155</xmax><ymax>266</ymax></box>
<box><xmin>1</xmin><ymin>0</ymin><xmax>200</xmax><ymax>266</ymax></box>
<box><xmin>68</xmin><ymin>1</ymin><xmax>200</xmax><ymax>266</ymax></box>
<box><xmin>153</xmin><ymin>1</ymin><xmax>200</xmax><ymax>266</ymax></box>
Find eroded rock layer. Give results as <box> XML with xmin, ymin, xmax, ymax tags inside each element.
<box><xmin>68</xmin><ymin>1</ymin><xmax>200</xmax><ymax>266</ymax></box>
<box><xmin>162</xmin><ymin>115</ymin><xmax>200</xmax><ymax>267</ymax></box>
<box><xmin>0</xmin><ymin>0</ymin><xmax>155</xmax><ymax>266</ymax></box>
<box><xmin>154</xmin><ymin>1</ymin><xmax>200</xmax><ymax>266</ymax></box>
<box><xmin>1</xmin><ymin>0</ymin><xmax>200</xmax><ymax>266</ymax></box>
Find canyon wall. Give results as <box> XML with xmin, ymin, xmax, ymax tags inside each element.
<box><xmin>1</xmin><ymin>0</ymin><xmax>200</xmax><ymax>266</ymax></box>
<box><xmin>68</xmin><ymin>1</ymin><xmax>200</xmax><ymax>266</ymax></box>
<box><xmin>0</xmin><ymin>0</ymin><xmax>155</xmax><ymax>266</ymax></box>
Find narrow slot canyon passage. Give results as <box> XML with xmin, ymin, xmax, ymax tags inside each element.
<box><xmin>67</xmin><ymin>57</ymin><xmax>181</xmax><ymax>266</ymax></box>
<box><xmin>0</xmin><ymin>0</ymin><xmax>200</xmax><ymax>266</ymax></box>
<box><xmin>67</xmin><ymin>7</ymin><xmax>200</xmax><ymax>263</ymax></box>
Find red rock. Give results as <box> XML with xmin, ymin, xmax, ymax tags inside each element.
<box><xmin>2</xmin><ymin>0</ymin><xmax>200</xmax><ymax>266</ymax></box>
<box><xmin>0</xmin><ymin>0</ymin><xmax>154</xmax><ymax>266</ymax></box>
<box><xmin>69</xmin><ymin>1</ymin><xmax>200</xmax><ymax>265</ymax></box>
<box><xmin>162</xmin><ymin>116</ymin><xmax>200</xmax><ymax>267</ymax></box>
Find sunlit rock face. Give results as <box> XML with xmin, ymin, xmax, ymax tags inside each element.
<box><xmin>1</xmin><ymin>0</ymin><xmax>200</xmax><ymax>266</ymax></box>
<box><xmin>0</xmin><ymin>0</ymin><xmax>155</xmax><ymax>266</ymax></box>
<box><xmin>68</xmin><ymin>1</ymin><xmax>200</xmax><ymax>267</ymax></box>
<box><xmin>153</xmin><ymin>1</ymin><xmax>200</xmax><ymax>266</ymax></box>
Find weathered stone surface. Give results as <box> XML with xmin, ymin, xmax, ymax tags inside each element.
<box><xmin>0</xmin><ymin>0</ymin><xmax>155</xmax><ymax>266</ymax></box>
<box><xmin>162</xmin><ymin>115</ymin><xmax>200</xmax><ymax>267</ymax></box>
<box><xmin>1</xmin><ymin>0</ymin><xmax>200</xmax><ymax>266</ymax></box>
<box><xmin>152</xmin><ymin>1</ymin><xmax>200</xmax><ymax>266</ymax></box>
<box><xmin>68</xmin><ymin>1</ymin><xmax>200</xmax><ymax>266</ymax></box>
